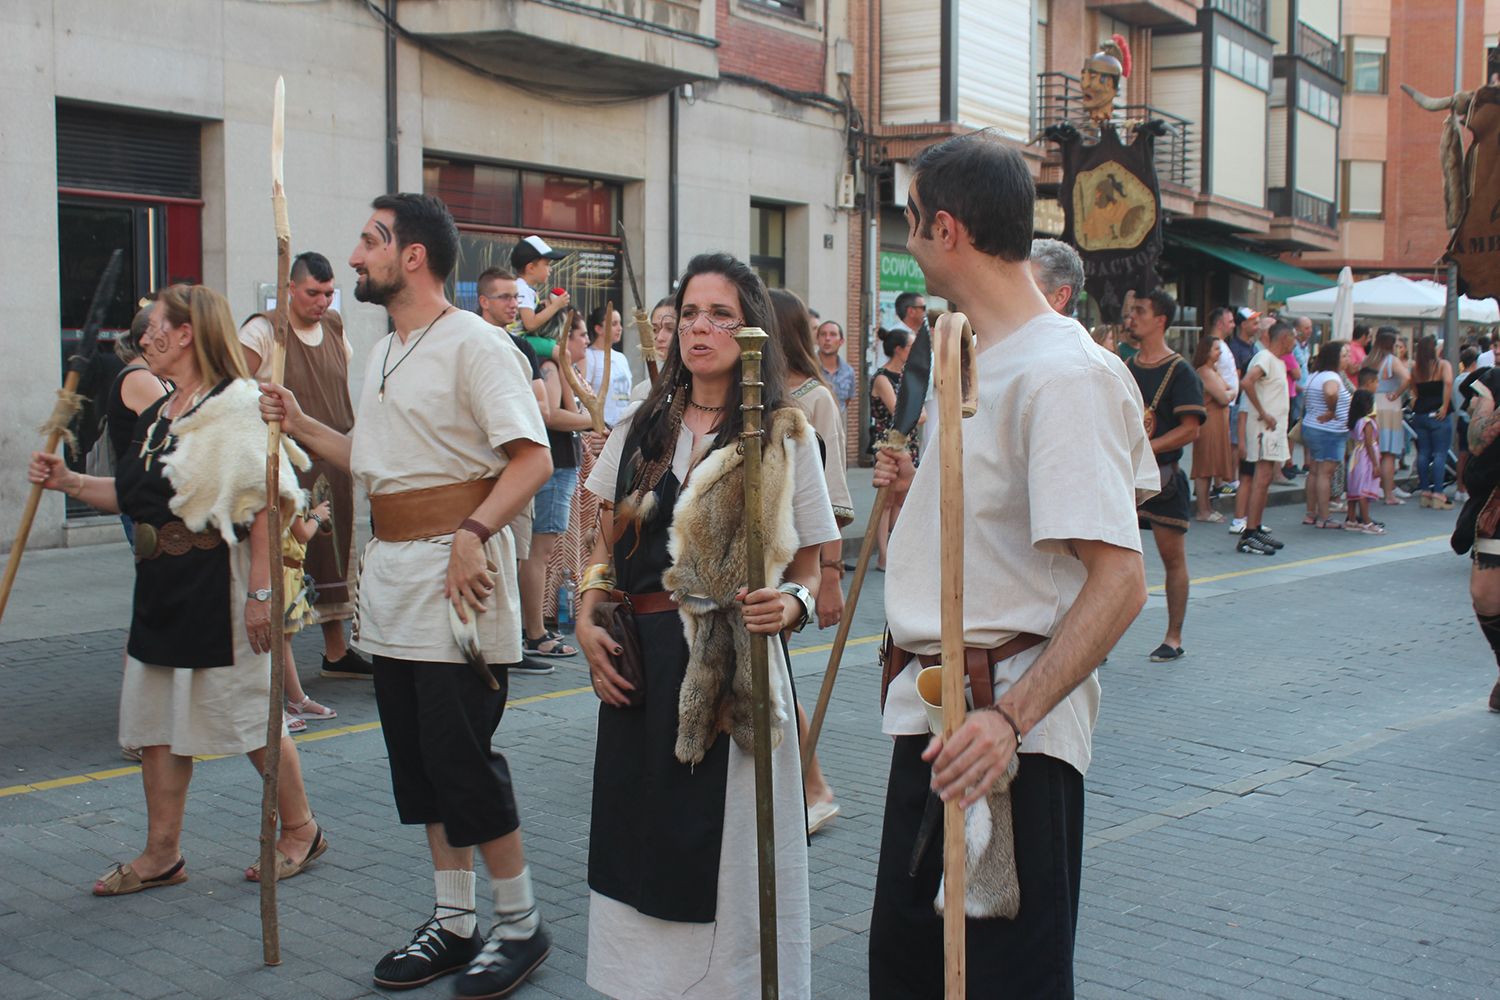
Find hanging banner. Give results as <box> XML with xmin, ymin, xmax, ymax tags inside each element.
<box><xmin>1047</xmin><ymin>121</ymin><xmax>1166</xmax><ymax>323</ymax></box>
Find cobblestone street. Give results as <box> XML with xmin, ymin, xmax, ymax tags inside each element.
<box><xmin>2</xmin><ymin>498</ymin><xmax>1497</xmax><ymax>999</ymax></box>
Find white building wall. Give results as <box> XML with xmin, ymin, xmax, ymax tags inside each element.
<box><xmin>0</xmin><ymin>0</ymin><xmax>852</xmax><ymax>551</ymax></box>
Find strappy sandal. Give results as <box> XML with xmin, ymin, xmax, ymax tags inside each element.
<box><xmin>245</xmin><ymin>823</ymin><xmax>327</xmax><ymax>882</ymax></box>
<box><xmin>93</xmin><ymin>857</ymin><xmax>187</xmax><ymax>896</ymax></box>
<box><xmin>1301</xmin><ymin>514</ymin><xmax>1318</xmax><ymax>526</ymax></box>
<box><xmin>523</xmin><ymin>633</ymin><xmax>577</xmax><ymax>658</ymax></box>
<box><xmin>287</xmin><ymin>696</ymin><xmax>337</xmax><ymax>721</ymax></box>
<box><xmin>1196</xmin><ymin>511</ymin><xmax>1226</xmax><ymax>523</ymax></box>
<box><xmin>1316</xmin><ymin>519</ymin><xmax>1344</xmax><ymax>529</ymax></box>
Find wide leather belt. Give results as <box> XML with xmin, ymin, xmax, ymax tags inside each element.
<box><xmin>369</xmin><ymin>478</ymin><xmax>498</xmax><ymax>542</ymax></box>
<box><xmin>283</xmin><ymin>556</ymin><xmax>303</xmax><ymax>570</ymax></box>
<box><xmin>607</xmin><ymin>589</ymin><xmax>679</xmax><ymax>615</ymax></box>
<box><xmin>881</xmin><ymin>632</ymin><xmax>1047</xmax><ymax>710</ymax></box>
<box><xmin>134</xmin><ymin>521</ymin><xmax>223</xmax><ymax>562</ymax></box>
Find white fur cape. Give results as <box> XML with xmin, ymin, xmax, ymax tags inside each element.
<box><xmin>160</xmin><ymin>378</ymin><xmax>309</xmax><ymax>542</ymax></box>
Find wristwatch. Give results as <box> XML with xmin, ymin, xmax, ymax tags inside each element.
<box><xmin>248</xmin><ymin>588</ymin><xmax>273</xmax><ymax>603</ymax></box>
<box><xmin>777</xmin><ymin>582</ymin><xmax>815</xmax><ymax>632</ymax></box>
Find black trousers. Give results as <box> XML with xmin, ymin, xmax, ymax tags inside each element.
<box><xmin>372</xmin><ymin>656</ymin><xmax>519</xmax><ymax>848</ymax></box>
<box><xmin>869</xmin><ymin>736</ymin><xmax>1084</xmax><ymax>999</ymax></box>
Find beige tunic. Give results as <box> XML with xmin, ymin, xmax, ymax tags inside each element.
<box><xmin>349</xmin><ymin>310</ymin><xmax>547</xmax><ymax>664</ymax></box>
<box><xmin>789</xmin><ymin>377</ymin><xmax>855</xmax><ymax>526</ymax></box>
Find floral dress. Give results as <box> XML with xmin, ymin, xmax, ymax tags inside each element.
<box><xmin>868</xmin><ymin>367</ymin><xmax>919</xmax><ymax>462</ymax></box>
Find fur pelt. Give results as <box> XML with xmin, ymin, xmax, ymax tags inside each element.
<box><xmin>161</xmin><ymin>378</ymin><xmax>308</xmax><ymax>543</ymax></box>
<box><xmin>664</xmin><ymin>406</ymin><xmax>809</xmax><ymax>765</ymax></box>
<box><xmin>934</xmin><ymin>754</ymin><xmax>1022</xmax><ymax>920</ymax></box>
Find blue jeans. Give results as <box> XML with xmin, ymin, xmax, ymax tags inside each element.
<box><xmin>1410</xmin><ymin>412</ymin><xmax>1454</xmax><ymax>494</ymax></box>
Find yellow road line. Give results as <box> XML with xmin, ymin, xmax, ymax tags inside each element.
<box><xmin>1145</xmin><ymin>533</ymin><xmax>1448</xmax><ymax>594</ymax></box>
<box><xmin>0</xmin><ymin>638</ymin><xmax>885</xmax><ymax>799</ymax></box>
<box><xmin>4</xmin><ymin>536</ymin><xmax>1449</xmax><ymax>800</ymax></box>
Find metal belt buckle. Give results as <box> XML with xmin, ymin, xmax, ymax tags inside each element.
<box><xmin>133</xmin><ymin>523</ymin><xmax>158</xmax><ymax>562</ymax></box>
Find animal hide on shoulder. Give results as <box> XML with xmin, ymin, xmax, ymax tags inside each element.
<box><xmin>934</xmin><ymin>754</ymin><xmax>1022</xmax><ymax>920</ymax></box>
<box><xmin>161</xmin><ymin>378</ymin><xmax>308</xmax><ymax>543</ymax></box>
<box><xmin>664</xmin><ymin>406</ymin><xmax>809</xmax><ymax>765</ymax></box>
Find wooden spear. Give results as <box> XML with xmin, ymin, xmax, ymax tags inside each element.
<box><xmin>0</xmin><ymin>249</ymin><xmax>123</xmax><ymax>625</ymax></box>
<box><xmin>934</xmin><ymin>312</ymin><xmax>970</xmax><ymax>999</ymax></box>
<box><xmin>734</xmin><ymin>325</ymin><xmax>779</xmax><ymax>999</ymax></box>
<box><xmin>256</xmin><ymin>75</ymin><xmax>292</xmax><ymax>967</ymax></box>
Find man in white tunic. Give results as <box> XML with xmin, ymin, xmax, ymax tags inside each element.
<box><xmin>869</xmin><ymin>134</ymin><xmax>1154</xmax><ymax>998</ymax></box>
<box><xmin>260</xmin><ymin>194</ymin><xmax>554</xmax><ymax>1000</ymax></box>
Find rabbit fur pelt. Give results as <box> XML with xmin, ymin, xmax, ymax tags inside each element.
<box><xmin>664</xmin><ymin>406</ymin><xmax>810</xmax><ymax>765</ymax></box>
<box><xmin>934</xmin><ymin>754</ymin><xmax>1022</xmax><ymax>920</ymax></box>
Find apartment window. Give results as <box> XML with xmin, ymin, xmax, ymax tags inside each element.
<box><xmin>1214</xmin><ymin>32</ymin><xmax>1271</xmax><ymax>90</ymax></box>
<box><xmin>743</xmin><ymin>0</ymin><xmax>806</xmax><ymax>17</ymax></box>
<box><xmin>1297</xmin><ymin>78</ymin><xmax>1341</xmax><ymax>126</ymax></box>
<box><xmin>1341</xmin><ymin>160</ymin><xmax>1384</xmax><ymax>218</ymax></box>
<box><xmin>1345</xmin><ymin>37</ymin><xmax>1388</xmax><ymax>94</ymax></box>
<box><xmin>750</xmin><ymin>202</ymin><xmax>786</xmax><ymax>289</ymax></box>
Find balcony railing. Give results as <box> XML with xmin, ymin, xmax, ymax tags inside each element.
<box><xmin>1268</xmin><ymin>188</ymin><xmax>1336</xmax><ymax>229</ymax></box>
<box><xmin>1294</xmin><ymin>22</ymin><xmax>1342</xmax><ymax>78</ymax></box>
<box><xmin>1209</xmin><ymin>0</ymin><xmax>1267</xmax><ymax>32</ymax></box>
<box><xmin>1035</xmin><ymin>73</ymin><xmax>1197</xmax><ymax>189</ymax></box>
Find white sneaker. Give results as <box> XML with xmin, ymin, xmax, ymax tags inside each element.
<box><xmin>1457</xmin><ymin>490</ymin><xmax>1470</xmax><ymax>503</ymax></box>
<box><xmin>1228</xmin><ymin>517</ymin><xmax>1247</xmax><ymax>534</ymax></box>
<box><xmin>1394</xmin><ymin>487</ymin><xmax>1413</xmax><ymax>499</ymax></box>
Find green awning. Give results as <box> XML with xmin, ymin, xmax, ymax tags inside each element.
<box><xmin>1165</xmin><ymin>233</ymin><xmax>1335</xmax><ymax>302</ymax></box>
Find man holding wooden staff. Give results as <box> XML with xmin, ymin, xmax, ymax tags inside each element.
<box><xmin>867</xmin><ymin>133</ymin><xmax>1155</xmax><ymax>998</ymax></box>
<box><xmin>259</xmin><ymin>194</ymin><xmax>555</xmax><ymax>999</ymax></box>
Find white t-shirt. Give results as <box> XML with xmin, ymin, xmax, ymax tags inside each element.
<box><xmin>586</xmin><ymin>347</ymin><xmax>634</xmax><ymax>427</ymax></box>
<box><xmin>1214</xmin><ymin>333</ymin><xmax>1240</xmax><ymax>400</ymax></box>
<box><xmin>585</xmin><ymin>403</ymin><xmax>839</xmax><ymax>554</ymax></box>
<box><xmin>1246</xmin><ymin>348</ymin><xmax>1290</xmax><ymax>430</ymax></box>
<box><xmin>238</xmin><ymin>314</ymin><xmax>354</xmax><ymax>383</ymax></box>
<box><xmin>1479</xmin><ymin>349</ymin><xmax>1495</xmax><ymax>369</ymax></box>
<box><xmin>349</xmin><ymin>310</ymin><xmax>547</xmax><ymax>664</ymax></box>
<box><xmin>882</xmin><ymin>310</ymin><xmax>1156</xmax><ymax>778</ymax></box>
<box><xmin>515</xmin><ymin>277</ymin><xmax>538</xmax><ymax>314</ymax></box>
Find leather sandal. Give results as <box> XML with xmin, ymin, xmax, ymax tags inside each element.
<box><xmin>93</xmin><ymin>857</ymin><xmax>187</xmax><ymax>896</ymax></box>
<box><xmin>245</xmin><ymin>824</ymin><xmax>327</xmax><ymax>882</ymax></box>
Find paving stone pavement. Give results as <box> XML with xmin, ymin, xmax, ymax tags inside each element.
<box><xmin>1</xmin><ymin>496</ymin><xmax>1497</xmax><ymax>999</ymax></box>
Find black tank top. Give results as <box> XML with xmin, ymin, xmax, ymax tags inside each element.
<box><xmin>106</xmin><ymin>365</ymin><xmax>168</xmax><ymax>463</ymax></box>
<box><xmin>1413</xmin><ymin>377</ymin><xmax>1445</xmax><ymax>415</ymax></box>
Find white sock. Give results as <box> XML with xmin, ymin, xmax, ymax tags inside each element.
<box><xmin>435</xmin><ymin>869</ymin><xmax>477</xmax><ymax>937</ymax></box>
<box><xmin>491</xmin><ymin>867</ymin><xmax>539</xmax><ymax>940</ymax></box>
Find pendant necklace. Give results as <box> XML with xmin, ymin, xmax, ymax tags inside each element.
<box><xmin>378</xmin><ymin>306</ymin><xmax>451</xmax><ymax>402</ymax></box>
<box><xmin>138</xmin><ymin>383</ymin><xmax>206</xmax><ymax>471</ymax></box>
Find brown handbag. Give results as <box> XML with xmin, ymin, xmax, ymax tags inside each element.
<box><xmin>591</xmin><ymin>598</ymin><xmax>646</xmax><ymax>709</ymax></box>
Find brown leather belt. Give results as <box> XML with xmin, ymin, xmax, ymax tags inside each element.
<box><xmin>880</xmin><ymin>632</ymin><xmax>1047</xmax><ymax>710</ymax></box>
<box><xmin>369</xmin><ymin>478</ymin><xmax>498</xmax><ymax>542</ymax></box>
<box><xmin>607</xmin><ymin>589</ymin><xmax>679</xmax><ymax>615</ymax></box>
<box><xmin>134</xmin><ymin>521</ymin><xmax>223</xmax><ymax>562</ymax></box>
<box><xmin>283</xmin><ymin>556</ymin><xmax>303</xmax><ymax>570</ymax></box>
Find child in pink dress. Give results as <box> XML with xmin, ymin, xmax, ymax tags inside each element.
<box><xmin>1345</xmin><ymin>389</ymin><xmax>1384</xmax><ymax>533</ymax></box>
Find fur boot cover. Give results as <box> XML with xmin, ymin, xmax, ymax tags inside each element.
<box><xmin>934</xmin><ymin>754</ymin><xmax>1022</xmax><ymax>920</ymax></box>
<box><xmin>664</xmin><ymin>406</ymin><xmax>810</xmax><ymax>765</ymax></box>
<box><xmin>161</xmin><ymin>378</ymin><xmax>308</xmax><ymax>543</ymax></box>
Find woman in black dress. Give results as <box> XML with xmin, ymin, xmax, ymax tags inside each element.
<box><xmin>105</xmin><ymin>305</ymin><xmax>170</xmax><ymax>544</ymax></box>
<box><xmin>29</xmin><ymin>284</ymin><xmax>325</xmax><ymax>895</ymax></box>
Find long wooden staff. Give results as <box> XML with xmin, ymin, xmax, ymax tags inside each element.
<box><xmin>0</xmin><ymin>249</ymin><xmax>123</xmax><ymax>624</ymax></box>
<box><xmin>257</xmin><ymin>75</ymin><xmax>292</xmax><ymax>967</ymax></box>
<box><xmin>615</xmin><ymin>219</ymin><xmax>659</xmax><ymax>387</ymax></box>
<box><xmin>557</xmin><ymin>302</ymin><xmax>613</xmax><ymax>433</ymax></box>
<box><xmin>735</xmin><ymin>326</ymin><xmax>779</xmax><ymax>999</ymax></box>
<box><xmin>801</xmin><ymin>323</ymin><xmax>931</xmax><ymax>771</ymax></box>
<box><xmin>934</xmin><ymin>312</ymin><xmax>969</xmax><ymax>999</ymax></box>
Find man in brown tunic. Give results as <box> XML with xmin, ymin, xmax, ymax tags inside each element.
<box><xmin>239</xmin><ymin>251</ymin><xmax>369</xmax><ymax>680</ymax></box>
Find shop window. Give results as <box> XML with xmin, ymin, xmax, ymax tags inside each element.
<box><xmin>750</xmin><ymin>202</ymin><xmax>786</xmax><ymax>289</ymax></box>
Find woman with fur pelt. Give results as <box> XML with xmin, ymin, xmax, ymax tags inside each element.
<box><xmin>575</xmin><ymin>253</ymin><xmax>838</xmax><ymax>999</ymax></box>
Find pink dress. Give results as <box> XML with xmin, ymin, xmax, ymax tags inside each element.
<box><xmin>1346</xmin><ymin>417</ymin><xmax>1381</xmax><ymax>501</ymax></box>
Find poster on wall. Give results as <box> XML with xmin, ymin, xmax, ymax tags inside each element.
<box><xmin>875</xmin><ymin>250</ymin><xmax>947</xmax><ymax>371</ymax></box>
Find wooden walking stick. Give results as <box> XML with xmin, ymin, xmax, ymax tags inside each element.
<box><xmin>934</xmin><ymin>312</ymin><xmax>973</xmax><ymax>999</ymax></box>
<box><xmin>801</xmin><ymin>322</ymin><xmax>931</xmax><ymax>772</ymax></box>
<box><xmin>0</xmin><ymin>248</ymin><xmax>123</xmax><ymax>624</ymax></box>
<box><xmin>257</xmin><ymin>75</ymin><xmax>292</xmax><ymax>967</ymax></box>
<box><xmin>735</xmin><ymin>325</ymin><xmax>780</xmax><ymax>1000</ymax></box>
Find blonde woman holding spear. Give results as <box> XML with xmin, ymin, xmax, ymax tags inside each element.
<box><xmin>867</xmin><ymin>134</ymin><xmax>1153</xmax><ymax>998</ymax></box>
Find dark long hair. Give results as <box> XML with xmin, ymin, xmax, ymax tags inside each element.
<box><xmin>1413</xmin><ymin>333</ymin><xmax>1440</xmax><ymax>382</ymax></box>
<box><xmin>629</xmin><ymin>252</ymin><xmax>788</xmax><ymax>473</ymax></box>
<box><xmin>1348</xmin><ymin>388</ymin><xmax>1375</xmax><ymax>429</ymax></box>
<box><xmin>768</xmin><ymin>288</ymin><xmax>828</xmax><ymax>390</ymax></box>
<box><xmin>1312</xmin><ymin>339</ymin><xmax>1346</xmax><ymax>374</ymax></box>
